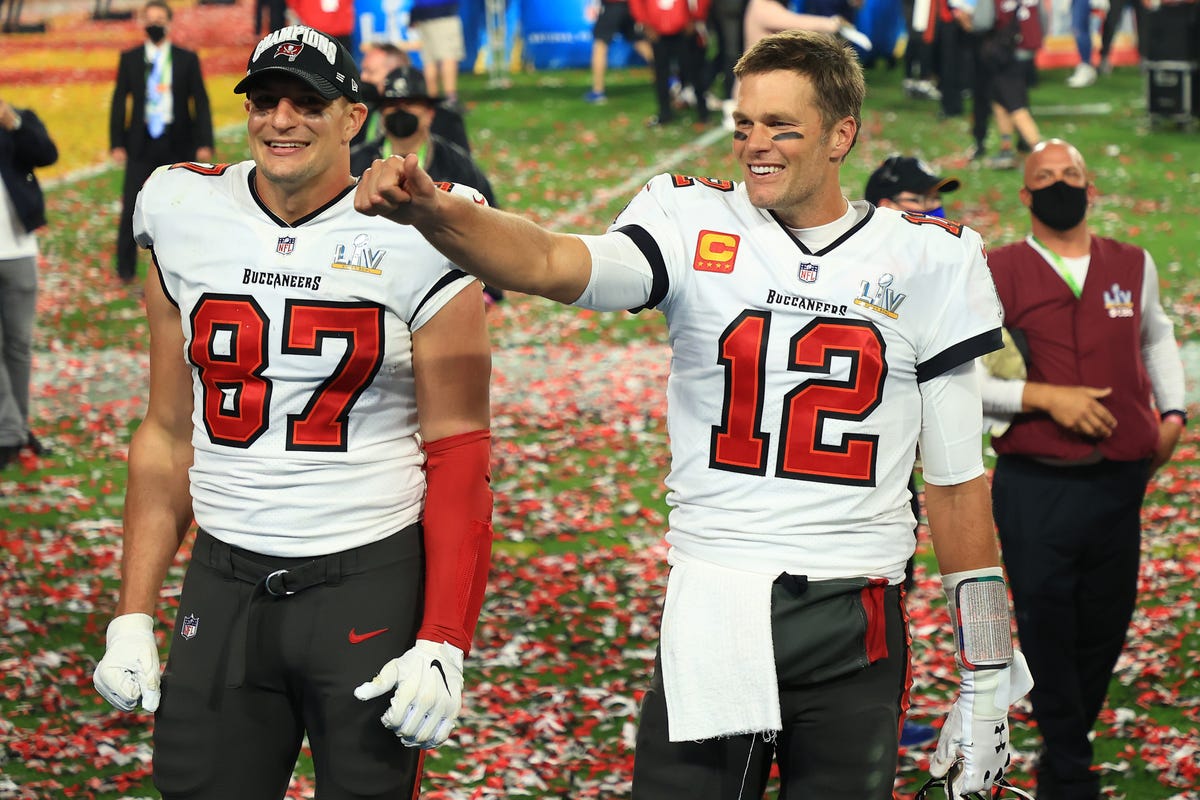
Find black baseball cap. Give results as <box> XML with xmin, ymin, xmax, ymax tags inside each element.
<box><xmin>380</xmin><ymin>65</ymin><xmax>441</xmax><ymax>104</ymax></box>
<box><xmin>234</xmin><ymin>25</ymin><xmax>362</xmax><ymax>103</ymax></box>
<box><xmin>864</xmin><ymin>155</ymin><xmax>960</xmax><ymax>204</ymax></box>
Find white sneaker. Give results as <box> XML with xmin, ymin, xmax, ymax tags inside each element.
<box><xmin>721</xmin><ymin>98</ymin><xmax>735</xmax><ymax>131</ymax></box>
<box><xmin>1066</xmin><ymin>63</ymin><xmax>1097</xmax><ymax>88</ymax></box>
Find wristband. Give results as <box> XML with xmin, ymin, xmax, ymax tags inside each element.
<box><xmin>1162</xmin><ymin>410</ymin><xmax>1186</xmax><ymax>426</ymax></box>
<box><xmin>942</xmin><ymin>567</ymin><xmax>1014</xmax><ymax>670</ymax></box>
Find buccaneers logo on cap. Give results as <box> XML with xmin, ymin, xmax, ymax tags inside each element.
<box><xmin>274</xmin><ymin>42</ymin><xmax>303</xmax><ymax>60</ymax></box>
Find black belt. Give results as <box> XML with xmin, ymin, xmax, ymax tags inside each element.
<box><xmin>192</xmin><ymin>526</ymin><xmax>421</xmax><ymax>687</ymax></box>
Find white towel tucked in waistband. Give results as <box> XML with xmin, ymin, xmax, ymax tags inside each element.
<box><xmin>661</xmin><ymin>551</ymin><xmax>780</xmax><ymax>742</ymax></box>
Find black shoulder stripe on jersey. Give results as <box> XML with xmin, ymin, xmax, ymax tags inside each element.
<box><xmin>150</xmin><ymin>249</ymin><xmax>180</xmax><ymax>310</ymax></box>
<box><xmin>410</xmin><ymin>269</ymin><xmax>469</xmax><ymax>328</ymax></box>
<box><xmin>614</xmin><ymin>224</ymin><xmax>668</xmax><ymax>312</ymax></box>
<box><xmin>916</xmin><ymin>327</ymin><xmax>1003</xmax><ymax>383</ymax></box>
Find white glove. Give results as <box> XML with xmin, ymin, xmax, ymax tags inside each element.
<box><xmin>92</xmin><ymin>613</ymin><xmax>161</xmax><ymax>712</ymax></box>
<box><xmin>930</xmin><ymin>650</ymin><xmax>1034</xmax><ymax>795</ymax></box>
<box><xmin>354</xmin><ymin>639</ymin><xmax>464</xmax><ymax>749</ymax></box>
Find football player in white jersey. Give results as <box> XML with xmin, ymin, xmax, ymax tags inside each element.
<box><xmin>92</xmin><ymin>26</ymin><xmax>494</xmax><ymax>800</ymax></box>
<box><xmin>358</xmin><ymin>29</ymin><xmax>1031</xmax><ymax>800</ymax></box>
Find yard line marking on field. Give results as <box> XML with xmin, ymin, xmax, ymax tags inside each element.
<box><xmin>547</xmin><ymin>125</ymin><xmax>728</xmax><ymax>232</ymax></box>
<box><xmin>45</xmin><ymin>123</ymin><xmax>246</xmax><ymax>189</ymax></box>
<box><xmin>1031</xmin><ymin>102</ymin><xmax>1115</xmax><ymax>116</ymax></box>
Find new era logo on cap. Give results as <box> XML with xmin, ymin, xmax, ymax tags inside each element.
<box><xmin>234</xmin><ymin>25</ymin><xmax>362</xmax><ymax>102</ymax></box>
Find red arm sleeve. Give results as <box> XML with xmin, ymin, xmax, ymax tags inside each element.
<box><xmin>416</xmin><ymin>429</ymin><xmax>494</xmax><ymax>655</ymax></box>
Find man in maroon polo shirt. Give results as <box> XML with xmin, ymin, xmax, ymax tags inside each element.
<box><xmin>981</xmin><ymin>138</ymin><xmax>1187</xmax><ymax>800</ymax></box>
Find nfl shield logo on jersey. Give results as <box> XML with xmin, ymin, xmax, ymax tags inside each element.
<box><xmin>181</xmin><ymin>614</ymin><xmax>199</xmax><ymax>641</ymax></box>
<box><xmin>798</xmin><ymin>262</ymin><xmax>820</xmax><ymax>283</ymax></box>
<box><xmin>276</xmin><ymin>236</ymin><xmax>296</xmax><ymax>256</ymax></box>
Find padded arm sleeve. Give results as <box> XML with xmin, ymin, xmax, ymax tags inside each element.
<box><xmin>417</xmin><ymin>429</ymin><xmax>494</xmax><ymax>655</ymax></box>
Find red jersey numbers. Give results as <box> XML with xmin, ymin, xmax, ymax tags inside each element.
<box><xmin>169</xmin><ymin>162</ymin><xmax>232</xmax><ymax>176</ymax></box>
<box><xmin>711</xmin><ymin>312</ymin><xmax>885</xmax><ymax>485</ymax></box>
<box><xmin>901</xmin><ymin>211</ymin><xmax>964</xmax><ymax>237</ymax></box>
<box><xmin>671</xmin><ymin>174</ymin><xmax>735</xmax><ymax>192</ymax></box>
<box><xmin>188</xmin><ymin>294</ymin><xmax>384</xmax><ymax>451</ymax></box>
<box><xmin>282</xmin><ymin>302</ymin><xmax>384</xmax><ymax>450</ymax></box>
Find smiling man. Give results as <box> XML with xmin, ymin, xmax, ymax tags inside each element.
<box><xmin>92</xmin><ymin>25</ymin><xmax>494</xmax><ymax>800</ymax></box>
<box><xmin>356</xmin><ymin>29</ymin><xmax>1030</xmax><ymax>799</ymax></box>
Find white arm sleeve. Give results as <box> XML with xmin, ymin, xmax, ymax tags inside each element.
<box><xmin>919</xmin><ymin>362</ymin><xmax>987</xmax><ymax>486</ymax></box>
<box><xmin>977</xmin><ymin>361</ymin><xmax>1026</xmax><ymax>416</ymax></box>
<box><xmin>1139</xmin><ymin>250</ymin><xmax>1187</xmax><ymax>413</ymax></box>
<box><xmin>573</xmin><ymin>233</ymin><xmax>656</xmax><ymax>312</ymax></box>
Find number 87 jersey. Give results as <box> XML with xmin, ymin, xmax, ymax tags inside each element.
<box><xmin>133</xmin><ymin>161</ymin><xmax>478</xmax><ymax>557</ymax></box>
<box><xmin>607</xmin><ymin>174</ymin><xmax>1003</xmax><ymax>581</ymax></box>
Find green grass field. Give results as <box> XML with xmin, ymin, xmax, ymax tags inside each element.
<box><xmin>1</xmin><ymin>58</ymin><xmax>1198</xmax><ymax>799</ymax></box>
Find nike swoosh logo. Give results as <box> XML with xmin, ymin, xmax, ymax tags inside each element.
<box><xmin>430</xmin><ymin>659</ymin><xmax>450</xmax><ymax>692</ymax></box>
<box><xmin>348</xmin><ymin>627</ymin><xmax>388</xmax><ymax>644</ymax></box>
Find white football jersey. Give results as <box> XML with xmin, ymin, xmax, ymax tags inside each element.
<box><xmin>610</xmin><ymin>174</ymin><xmax>1003</xmax><ymax>581</ymax></box>
<box><xmin>134</xmin><ymin>161</ymin><xmax>477</xmax><ymax>557</ymax></box>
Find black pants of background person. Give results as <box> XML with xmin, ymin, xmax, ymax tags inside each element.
<box><xmin>116</xmin><ymin>135</ymin><xmax>181</xmax><ymax>282</ymax></box>
<box><xmin>992</xmin><ymin>454</ymin><xmax>1150</xmax><ymax>800</ymax></box>
<box><xmin>254</xmin><ymin>0</ymin><xmax>287</xmax><ymax>34</ymax></box>
<box><xmin>934</xmin><ymin>20</ymin><xmax>988</xmax><ymax>151</ymax></box>
<box><xmin>706</xmin><ymin>0</ymin><xmax>745</xmax><ymax>102</ymax></box>
<box><xmin>650</xmin><ymin>32</ymin><xmax>709</xmax><ymax>126</ymax></box>
<box><xmin>631</xmin><ymin>581</ymin><xmax>907</xmax><ymax>799</ymax></box>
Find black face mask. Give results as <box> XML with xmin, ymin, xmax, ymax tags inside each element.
<box><xmin>383</xmin><ymin>108</ymin><xmax>420</xmax><ymax>139</ymax></box>
<box><xmin>1027</xmin><ymin>180</ymin><xmax>1089</xmax><ymax>231</ymax></box>
<box><xmin>145</xmin><ymin>24</ymin><xmax>167</xmax><ymax>44</ymax></box>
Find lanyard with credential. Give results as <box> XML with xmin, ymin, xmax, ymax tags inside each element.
<box><xmin>1032</xmin><ymin>237</ymin><xmax>1083</xmax><ymax>298</ymax></box>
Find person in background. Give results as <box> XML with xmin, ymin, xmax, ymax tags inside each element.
<box><xmin>901</xmin><ymin>0</ymin><xmax>941</xmax><ymax>101</ymax></box>
<box><xmin>586</xmin><ymin>0</ymin><xmax>656</xmax><ymax>104</ymax></box>
<box><xmin>978</xmin><ymin>0</ymin><xmax>1043</xmax><ymax>170</ymax></box>
<box><xmin>108</xmin><ymin>0</ymin><xmax>213</xmax><ymax>285</ymax></box>
<box><xmin>981</xmin><ymin>139</ymin><xmax>1186</xmax><ymax>800</ymax></box>
<box><xmin>1096</xmin><ymin>0</ymin><xmax>1140</xmax><ymax>75</ymax></box>
<box><xmin>92</xmin><ymin>25</ymin><xmax>494</xmax><ymax>798</ymax></box>
<box><xmin>350</xmin><ymin>63</ymin><xmax>502</xmax><ymax>308</ymax></box>
<box><xmin>408</xmin><ymin>0</ymin><xmax>465</xmax><ymax>106</ymax></box>
<box><xmin>254</xmin><ymin>0</ymin><xmax>287</xmax><ymax>35</ymax></box>
<box><xmin>630</xmin><ymin>0</ymin><xmax>712</xmax><ymax>127</ymax></box>
<box><xmin>286</xmin><ymin>0</ymin><xmax>355</xmax><ymax>52</ymax></box>
<box><xmin>357</xmin><ymin>41</ymin><xmax>471</xmax><ymax>157</ymax></box>
<box><xmin>704</xmin><ymin>0</ymin><xmax>748</xmax><ymax>118</ymax></box>
<box><xmin>356</xmin><ymin>30</ymin><xmax>1031</xmax><ymax>799</ymax></box>
<box><xmin>1066</xmin><ymin>0</ymin><xmax>1097</xmax><ymax>87</ymax></box>
<box><xmin>0</xmin><ymin>96</ymin><xmax>57</xmax><ymax>470</ymax></box>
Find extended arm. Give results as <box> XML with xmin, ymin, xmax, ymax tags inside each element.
<box><xmin>355</xmin><ymin>153</ymin><xmax>593</xmax><ymax>304</ymax></box>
